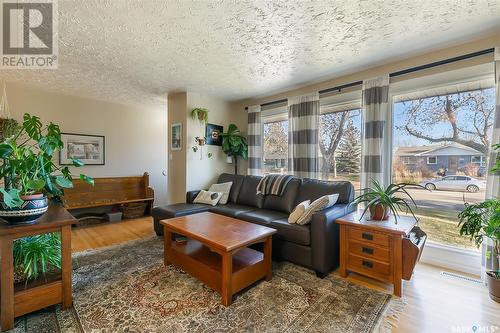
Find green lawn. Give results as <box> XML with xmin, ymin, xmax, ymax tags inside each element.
<box><xmin>411</xmin><ymin>207</ymin><xmax>478</xmax><ymax>250</ymax></box>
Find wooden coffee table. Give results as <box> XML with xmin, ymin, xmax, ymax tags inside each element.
<box><xmin>160</xmin><ymin>212</ymin><xmax>276</xmax><ymax>306</ymax></box>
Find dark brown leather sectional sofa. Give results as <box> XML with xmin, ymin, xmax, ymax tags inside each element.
<box><xmin>152</xmin><ymin>173</ymin><xmax>355</xmax><ymax>277</ymax></box>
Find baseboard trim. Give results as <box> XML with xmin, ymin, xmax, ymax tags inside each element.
<box><xmin>420</xmin><ymin>241</ymin><xmax>481</xmax><ymax>276</ymax></box>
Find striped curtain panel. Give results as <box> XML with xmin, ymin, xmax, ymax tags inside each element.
<box><xmin>482</xmin><ymin>47</ymin><xmax>500</xmax><ymax>280</ymax></box>
<box><xmin>247</xmin><ymin>105</ymin><xmax>262</xmax><ymax>175</ymax></box>
<box><xmin>360</xmin><ymin>75</ymin><xmax>391</xmax><ymax>190</ymax></box>
<box><xmin>288</xmin><ymin>92</ymin><xmax>320</xmax><ymax>179</ymax></box>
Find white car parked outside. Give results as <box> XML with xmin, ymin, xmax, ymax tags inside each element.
<box><xmin>420</xmin><ymin>176</ymin><xmax>486</xmax><ymax>193</ymax></box>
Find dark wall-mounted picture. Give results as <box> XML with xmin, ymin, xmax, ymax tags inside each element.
<box><xmin>206</xmin><ymin>123</ymin><xmax>223</xmax><ymax>146</ymax></box>
<box><xmin>60</xmin><ymin>133</ymin><xmax>105</xmax><ymax>165</ymax></box>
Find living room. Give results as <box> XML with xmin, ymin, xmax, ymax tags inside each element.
<box><xmin>0</xmin><ymin>1</ymin><xmax>499</xmax><ymax>332</ymax></box>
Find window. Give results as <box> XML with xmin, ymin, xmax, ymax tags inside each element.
<box><xmin>401</xmin><ymin>156</ymin><xmax>411</xmax><ymax>165</ymax></box>
<box><xmin>426</xmin><ymin>156</ymin><xmax>437</xmax><ymax>164</ymax></box>
<box><xmin>471</xmin><ymin>155</ymin><xmax>483</xmax><ymax>165</ymax></box>
<box><xmin>318</xmin><ymin>109</ymin><xmax>362</xmax><ymax>190</ymax></box>
<box><xmin>392</xmin><ymin>86</ymin><xmax>495</xmax><ymax>250</ymax></box>
<box><xmin>263</xmin><ymin>118</ymin><xmax>288</xmax><ymax>174</ymax></box>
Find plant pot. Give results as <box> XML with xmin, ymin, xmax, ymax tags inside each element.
<box><xmin>369</xmin><ymin>204</ymin><xmax>390</xmax><ymax>221</ymax></box>
<box><xmin>0</xmin><ymin>195</ymin><xmax>49</xmax><ymax>225</ymax></box>
<box><xmin>486</xmin><ymin>271</ymin><xmax>500</xmax><ymax>303</ymax></box>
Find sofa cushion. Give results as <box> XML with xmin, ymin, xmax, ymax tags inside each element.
<box><xmin>236</xmin><ymin>175</ymin><xmax>264</xmax><ymax>208</ymax></box>
<box><xmin>269</xmin><ymin>219</ymin><xmax>311</xmax><ymax>246</ymax></box>
<box><xmin>237</xmin><ymin>209</ymin><xmax>287</xmax><ymax>225</ymax></box>
<box><xmin>262</xmin><ymin>177</ymin><xmax>301</xmax><ymax>213</ymax></box>
<box><xmin>217</xmin><ymin>173</ymin><xmax>245</xmax><ymax>204</ymax></box>
<box><xmin>152</xmin><ymin>203</ymin><xmax>211</xmax><ymax>220</ymax></box>
<box><xmin>296</xmin><ymin>178</ymin><xmax>354</xmax><ymax>205</ymax></box>
<box><xmin>209</xmin><ymin>204</ymin><xmax>255</xmax><ymax>218</ymax></box>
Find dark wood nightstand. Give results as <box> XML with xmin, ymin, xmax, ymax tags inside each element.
<box><xmin>336</xmin><ymin>211</ymin><xmax>426</xmax><ymax>297</ymax></box>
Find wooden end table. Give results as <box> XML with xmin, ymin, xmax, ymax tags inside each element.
<box><xmin>336</xmin><ymin>211</ymin><xmax>418</xmax><ymax>297</ymax></box>
<box><xmin>0</xmin><ymin>206</ymin><xmax>76</xmax><ymax>331</ymax></box>
<box><xmin>160</xmin><ymin>212</ymin><xmax>276</xmax><ymax>306</ymax></box>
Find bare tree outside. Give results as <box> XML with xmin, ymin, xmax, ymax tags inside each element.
<box><xmin>319</xmin><ymin>109</ymin><xmax>361</xmax><ymax>183</ymax></box>
<box><xmin>263</xmin><ymin>120</ymin><xmax>288</xmax><ymax>173</ymax></box>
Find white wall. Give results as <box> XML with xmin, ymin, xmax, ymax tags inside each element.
<box><xmin>4</xmin><ymin>82</ymin><xmax>168</xmax><ymax>205</ymax></box>
<box><xmin>186</xmin><ymin>92</ymin><xmax>234</xmax><ymax>191</ymax></box>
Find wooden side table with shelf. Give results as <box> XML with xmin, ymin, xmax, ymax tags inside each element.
<box><xmin>336</xmin><ymin>211</ymin><xmax>426</xmax><ymax>297</ymax></box>
<box><xmin>0</xmin><ymin>206</ymin><xmax>76</xmax><ymax>331</ymax></box>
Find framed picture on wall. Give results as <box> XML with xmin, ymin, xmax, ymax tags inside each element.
<box><xmin>60</xmin><ymin>133</ymin><xmax>105</xmax><ymax>165</ymax></box>
<box><xmin>171</xmin><ymin>123</ymin><xmax>182</xmax><ymax>150</ymax></box>
<box><xmin>205</xmin><ymin>123</ymin><xmax>223</xmax><ymax>146</ymax></box>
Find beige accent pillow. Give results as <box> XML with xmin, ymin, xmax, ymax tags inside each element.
<box><xmin>296</xmin><ymin>194</ymin><xmax>339</xmax><ymax>225</ymax></box>
<box><xmin>288</xmin><ymin>200</ymin><xmax>310</xmax><ymax>224</ymax></box>
<box><xmin>208</xmin><ymin>182</ymin><xmax>233</xmax><ymax>205</ymax></box>
<box><xmin>193</xmin><ymin>190</ymin><xmax>223</xmax><ymax>206</ymax></box>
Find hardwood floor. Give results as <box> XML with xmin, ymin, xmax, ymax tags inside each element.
<box><xmin>71</xmin><ymin>216</ymin><xmax>500</xmax><ymax>333</ymax></box>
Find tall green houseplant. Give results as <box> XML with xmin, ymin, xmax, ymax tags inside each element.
<box><xmin>458</xmin><ymin>143</ymin><xmax>500</xmax><ymax>302</ymax></box>
<box><xmin>220</xmin><ymin>124</ymin><xmax>248</xmax><ymax>175</ymax></box>
<box><xmin>0</xmin><ymin>113</ymin><xmax>93</xmax><ymax>283</ymax></box>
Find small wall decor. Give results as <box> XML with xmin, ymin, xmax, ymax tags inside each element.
<box><xmin>60</xmin><ymin>133</ymin><xmax>105</xmax><ymax>165</ymax></box>
<box><xmin>171</xmin><ymin>123</ymin><xmax>182</xmax><ymax>151</ymax></box>
<box><xmin>206</xmin><ymin>123</ymin><xmax>223</xmax><ymax>146</ymax></box>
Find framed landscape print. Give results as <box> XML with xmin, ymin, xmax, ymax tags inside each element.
<box><xmin>60</xmin><ymin>133</ymin><xmax>105</xmax><ymax>165</ymax></box>
<box><xmin>205</xmin><ymin>123</ymin><xmax>223</xmax><ymax>146</ymax></box>
<box><xmin>171</xmin><ymin>123</ymin><xmax>182</xmax><ymax>150</ymax></box>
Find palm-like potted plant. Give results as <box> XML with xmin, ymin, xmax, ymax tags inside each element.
<box><xmin>353</xmin><ymin>180</ymin><xmax>424</xmax><ymax>223</ymax></box>
<box><xmin>220</xmin><ymin>124</ymin><xmax>248</xmax><ymax>175</ymax></box>
<box><xmin>0</xmin><ymin>113</ymin><xmax>93</xmax><ymax>224</ymax></box>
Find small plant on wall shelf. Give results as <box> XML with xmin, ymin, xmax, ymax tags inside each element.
<box><xmin>191</xmin><ymin>108</ymin><xmax>209</xmax><ymax>125</ymax></box>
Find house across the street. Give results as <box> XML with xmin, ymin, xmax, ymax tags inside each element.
<box><xmin>395</xmin><ymin>142</ymin><xmax>486</xmax><ymax>174</ymax></box>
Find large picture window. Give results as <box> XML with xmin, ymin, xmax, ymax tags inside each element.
<box><xmin>392</xmin><ymin>86</ymin><xmax>495</xmax><ymax>249</ymax></box>
<box><xmin>263</xmin><ymin>118</ymin><xmax>288</xmax><ymax>174</ymax></box>
<box><xmin>318</xmin><ymin>109</ymin><xmax>362</xmax><ymax>190</ymax></box>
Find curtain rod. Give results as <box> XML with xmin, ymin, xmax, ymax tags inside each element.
<box><xmin>389</xmin><ymin>48</ymin><xmax>494</xmax><ymax>77</ymax></box>
<box><xmin>245</xmin><ymin>48</ymin><xmax>494</xmax><ymax>110</ymax></box>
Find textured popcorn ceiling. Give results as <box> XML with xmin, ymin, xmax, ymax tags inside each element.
<box><xmin>0</xmin><ymin>0</ymin><xmax>499</xmax><ymax>108</ymax></box>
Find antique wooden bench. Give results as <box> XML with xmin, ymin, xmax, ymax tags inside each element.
<box><xmin>61</xmin><ymin>172</ymin><xmax>154</xmax><ymax>215</ymax></box>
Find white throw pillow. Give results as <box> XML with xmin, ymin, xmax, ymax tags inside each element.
<box><xmin>208</xmin><ymin>182</ymin><xmax>233</xmax><ymax>205</ymax></box>
<box><xmin>193</xmin><ymin>190</ymin><xmax>223</xmax><ymax>206</ymax></box>
<box><xmin>288</xmin><ymin>200</ymin><xmax>311</xmax><ymax>224</ymax></box>
<box><xmin>296</xmin><ymin>194</ymin><xmax>339</xmax><ymax>225</ymax></box>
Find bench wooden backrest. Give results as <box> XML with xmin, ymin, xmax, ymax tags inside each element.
<box><xmin>62</xmin><ymin>172</ymin><xmax>154</xmax><ymax>210</ymax></box>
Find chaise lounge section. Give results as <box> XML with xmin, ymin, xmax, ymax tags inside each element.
<box><xmin>152</xmin><ymin>173</ymin><xmax>355</xmax><ymax>277</ymax></box>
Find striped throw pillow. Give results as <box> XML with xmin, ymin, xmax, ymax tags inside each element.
<box><xmin>296</xmin><ymin>194</ymin><xmax>339</xmax><ymax>225</ymax></box>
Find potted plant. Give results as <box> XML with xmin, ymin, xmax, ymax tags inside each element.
<box><xmin>458</xmin><ymin>199</ymin><xmax>500</xmax><ymax>302</ymax></box>
<box><xmin>14</xmin><ymin>232</ymin><xmax>61</xmax><ymax>286</ymax></box>
<box><xmin>353</xmin><ymin>180</ymin><xmax>424</xmax><ymax>223</ymax></box>
<box><xmin>191</xmin><ymin>108</ymin><xmax>209</xmax><ymax>125</ymax></box>
<box><xmin>220</xmin><ymin>124</ymin><xmax>248</xmax><ymax>175</ymax></box>
<box><xmin>0</xmin><ymin>113</ymin><xmax>93</xmax><ymax>224</ymax></box>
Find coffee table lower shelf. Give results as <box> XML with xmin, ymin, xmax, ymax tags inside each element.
<box><xmin>164</xmin><ymin>238</ymin><xmax>269</xmax><ymax>306</ymax></box>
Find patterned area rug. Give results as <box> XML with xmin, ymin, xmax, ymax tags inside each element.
<box><xmin>10</xmin><ymin>237</ymin><xmax>403</xmax><ymax>332</ymax></box>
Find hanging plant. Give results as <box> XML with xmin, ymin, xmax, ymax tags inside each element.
<box><xmin>191</xmin><ymin>108</ymin><xmax>209</xmax><ymax>125</ymax></box>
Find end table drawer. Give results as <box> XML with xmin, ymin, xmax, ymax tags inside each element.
<box><xmin>348</xmin><ymin>253</ymin><xmax>390</xmax><ymax>276</ymax></box>
<box><xmin>348</xmin><ymin>228</ymin><xmax>389</xmax><ymax>248</ymax></box>
<box><xmin>349</xmin><ymin>241</ymin><xmax>390</xmax><ymax>262</ymax></box>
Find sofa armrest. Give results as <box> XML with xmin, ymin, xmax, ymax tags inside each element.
<box><xmin>310</xmin><ymin>203</ymin><xmax>355</xmax><ymax>275</ymax></box>
<box><xmin>186</xmin><ymin>190</ymin><xmax>201</xmax><ymax>203</ymax></box>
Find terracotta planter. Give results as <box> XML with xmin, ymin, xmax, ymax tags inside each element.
<box><xmin>369</xmin><ymin>204</ymin><xmax>390</xmax><ymax>221</ymax></box>
<box><xmin>486</xmin><ymin>271</ymin><xmax>500</xmax><ymax>303</ymax></box>
<box><xmin>0</xmin><ymin>194</ymin><xmax>48</xmax><ymax>225</ymax></box>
